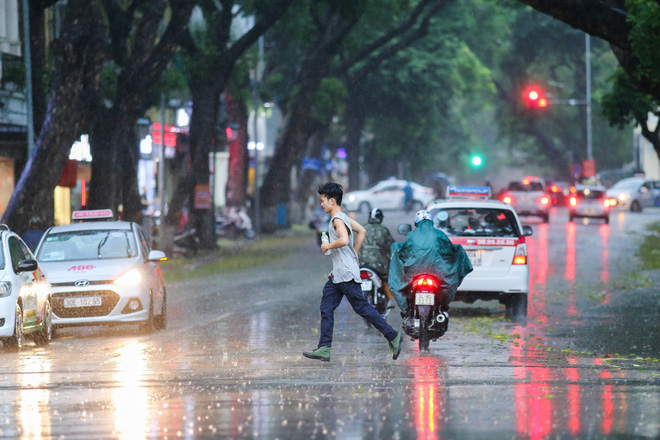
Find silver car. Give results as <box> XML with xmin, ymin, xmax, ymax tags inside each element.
<box><xmin>605</xmin><ymin>177</ymin><xmax>655</xmax><ymax>212</ymax></box>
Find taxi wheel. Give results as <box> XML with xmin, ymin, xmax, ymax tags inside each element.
<box><xmin>4</xmin><ymin>303</ymin><xmax>24</xmax><ymax>352</ymax></box>
<box><xmin>154</xmin><ymin>290</ymin><xmax>167</xmax><ymax>330</ymax></box>
<box><xmin>139</xmin><ymin>294</ymin><xmax>155</xmax><ymax>335</ymax></box>
<box><xmin>541</xmin><ymin>214</ymin><xmax>549</xmax><ymax>223</ymax></box>
<box><xmin>34</xmin><ymin>300</ymin><xmax>52</xmax><ymax>347</ymax></box>
<box><xmin>358</xmin><ymin>202</ymin><xmax>371</xmax><ymax>214</ymax></box>
<box><xmin>630</xmin><ymin>201</ymin><xmax>642</xmax><ymax>212</ymax></box>
<box><xmin>505</xmin><ymin>294</ymin><xmax>527</xmax><ymax>321</ymax></box>
<box><xmin>603</xmin><ymin>216</ymin><xmax>610</xmax><ymax>225</ymax></box>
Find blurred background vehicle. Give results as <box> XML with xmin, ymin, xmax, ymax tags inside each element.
<box><xmin>498</xmin><ymin>177</ymin><xmax>551</xmax><ymax>223</ymax></box>
<box><xmin>545</xmin><ymin>180</ymin><xmax>570</xmax><ymax>206</ymax></box>
<box><xmin>568</xmin><ymin>184</ymin><xmax>611</xmax><ymax>223</ymax></box>
<box><xmin>343</xmin><ymin>179</ymin><xmax>434</xmax><ymax>213</ymax></box>
<box><xmin>605</xmin><ymin>177</ymin><xmax>656</xmax><ymax>212</ymax></box>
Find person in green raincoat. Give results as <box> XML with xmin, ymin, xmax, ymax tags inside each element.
<box><xmin>389</xmin><ymin>210</ymin><xmax>473</xmax><ymax>319</ymax></box>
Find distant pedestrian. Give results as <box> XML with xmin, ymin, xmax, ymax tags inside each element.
<box><xmin>403</xmin><ymin>181</ymin><xmax>413</xmax><ymax>212</ymax></box>
<box><xmin>22</xmin><ymin>216</ymin><xmax>45</xmax><ymax>253</ymax></box>
<box><xmin>303</xmin><ymin>182</ymin><xmax>403</xmax><ymax>362</ymax></box>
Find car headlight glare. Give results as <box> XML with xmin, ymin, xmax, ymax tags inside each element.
<box><xmin>113</xmin><ymin>268</ymin><xmax>143</xmax><ymax>286</ymax></box>
<box><xmin>618</xmin><ymin>194</ymin><xmax>629</xmax><ymax>201</ymax></box>
<box><xmin>348</xmin><ymin>195</ymin><xmax>356</xmax><ymax>202</ymax></box>
<box><xmin>0</xmin><ymin>282</ymin><xmax>11</xmax><ymax>297</ymax></box>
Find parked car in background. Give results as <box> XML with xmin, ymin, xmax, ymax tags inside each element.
<box><xmin>0</xmin><ymin>225</ymin><xmax>52</xmax><ymax>350</ymax></box>
<box><xmin>568</xmin><ymin>184</ymin><xmax>611</xmax><ymax>224</ymax></box>
<box><xmin>605</xmin><ymin>177</ymin><xmax>656</xmax><ymax>212</ymax></box>
<box><xmin>343</xmin><ymin>179</ymin><xmax>434</xmax><ymax>213</ymax></box>
<box><xmin>498</xmin><ymin>177</ymin><xmax>551</xmax><ymax>222</ymax></box>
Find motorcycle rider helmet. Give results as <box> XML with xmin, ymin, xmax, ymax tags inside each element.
<box><xmin>368</xmin><ymin>208</ymin><xmax>384</xmax><ymax>224</ymax></box>
<box><xmin>28</xmin><ymin>216</ymin><xmax>42</xmax><ymax>229</ymax></box>
<box><xmin>414</xmin><ymin>210</ymin><xmax>432</xmax><ymax>226</ymax></box>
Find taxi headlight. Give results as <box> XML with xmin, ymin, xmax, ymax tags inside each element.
<box><xmin>0</xmin><ymin>282</ymin><xmax>11</xmax><ymax>297</ymax></box>
<box><xmin>113</xmin><ymin>268</ymin><xmax>143</xmax><ymax>286</ymax></box>
<box><xmin>348</xmin><ymin>195</ymin><xmax>356</xmax><ymax>202</ymax></box>
<box><xmin>618</xmin><ymin>193</ymin><xmax>629</xmax><ymax>201</ymax></box>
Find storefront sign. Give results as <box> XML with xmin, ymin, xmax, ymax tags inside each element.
<box><xmin>194</xmin><ymin>184</ymin><xmax>212</xmax><ymax>209</ymax></box>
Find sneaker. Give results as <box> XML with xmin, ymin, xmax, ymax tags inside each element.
<box><xmin>303</xmin><ymin>346</ymin><xmax>331</xmax><ymax>362</ymax></box>
<box><xmin>389</xmin><ymin>332</ymin><xmax>404</xmax><ymax>360</ymax></box>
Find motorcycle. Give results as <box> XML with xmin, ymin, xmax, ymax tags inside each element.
<box><xmin>359</xmin><ymin>267</ymin><xmax>389</xmax><ymax>317</ymax></box>
<box><xmin>402</xmin><ymin>273</ymin><xmax>449</xmax><ymax>351</ymax></box>
<box><xmin>309</xmin><ymin>209</ymin><xmax>330</xmax><ymax>245</ymax></box>
<box><xmin>172</xmin><ymin>228</ymin><xmax>201</xmax><ymax>258</ymax></box>
<box><xmin>216</xmin><ymin>208</ymin><xmax>256</xmax><ymax>240</ymax></box>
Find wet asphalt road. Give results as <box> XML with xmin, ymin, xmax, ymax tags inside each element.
<box><xmin>0</xmin><ymin>207</ymin><xmax>658</xmax><ymax>439</ymax></box>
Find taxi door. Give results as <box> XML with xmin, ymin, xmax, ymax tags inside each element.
<box><xmin>8</xmin><ymin>236</ymin><xmax>38</xmax><ymax>328</ymax></box>
<box><xmin>137</xmin><ymin>226</ymin><xmax>164</xmax><ymax>312</ymax></box>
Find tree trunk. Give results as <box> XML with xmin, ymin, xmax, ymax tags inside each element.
<box><xmin>345</xmin><ymin>89</ymin><xmax>367</xmax><ymax>191</ymax></box>
<box><xmin>186</xmin><ymin>80</ymin><xmax>222</xmax><ymax>249</ymax></box>
<box><xmin>2</xmin><ymin>0</ymin><xmax>105</xmax><ymax>233</ymax></box>
<box><xmin>225</xmin><ymin>89</ymin><xmax>249</xmax><ymax>208</ymax></box>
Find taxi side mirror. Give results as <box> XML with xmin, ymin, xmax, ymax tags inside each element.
<box><xmin>522</xmin><ymin>226</ymin><xmax>533</xmax><ymax>237</ymax></box>
<box><xmin>17</xmin><ymin>259</ymin><xmax>38</xmax><ymax>272</ymax></box>
<box><xmin>398</xmin><ymin>224</ymin><xmax>412</xmax><ymax>235</ymax></box>
<box><xmin>148</xmin><ymin>250</ymin><xmax>167</xmax><ymax>261</ymax></box>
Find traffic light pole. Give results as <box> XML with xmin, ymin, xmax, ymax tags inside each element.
<box><xmin>585</xmin><ymin>34</ymin><xmax>593</xmax><ymax>161</ymax></box>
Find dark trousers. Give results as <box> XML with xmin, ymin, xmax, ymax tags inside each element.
<box><xmin>318</xmin><ymin>279</ymin><xmax>398</xmax><ymax>347</ymax></box>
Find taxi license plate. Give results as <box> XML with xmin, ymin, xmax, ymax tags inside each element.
<box><xmin>415</xmin><ymin>293</ymin><xmax>434</xmax><ymax>306</ymax></box>
<box><xmin>64</xmin><ymin>297</ymin><xmax>102</xmax><ymax>308</ymax></box>
<box><xmin>361</xmin><ymin>280</ymin><xmax>373</xmax><ymax>291</ymax></box>
<box><xmin>466</xmin><ymin>250</ymin><xmax>482</xmax><ymax>266</ymax></box>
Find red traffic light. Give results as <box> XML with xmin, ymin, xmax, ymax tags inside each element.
<box><xmin>523</xmin><ymin>86</ymin><xmax>549</xmax><ymax>109</ymax></box>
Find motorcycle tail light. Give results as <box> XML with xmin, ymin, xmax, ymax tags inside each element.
<box><xmin>512</xmin><ymin>238</ymin><xmax>528</xmax><ymax>265</ymax></box>
<box><xmin>360</xmin><ymin>270</ymin><xmax>371</xmax><ymax>279</ymax></box>
<box><xmin>569</xmin><ymin>197</ymin><xmax>577</xmax><ymax>207</ymax></box>
<box><xmin>415</xmin><ymin>277</ymin><xmax>436</xmax><ymax>288</ymax></box>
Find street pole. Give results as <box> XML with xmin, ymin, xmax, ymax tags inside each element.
<box><xmin>21</xmin><ymin>0</ymin><xmax>35</xmax><ymax>154</ymax></box>
<box><xmin>253</xmin><ymin>36</ymin><xmax>264</xmax><ymax>235</ymax></box>
<box><xmin>586</xmin><ymin>33</ymin><xmax>593</xmax><ymax>161</ymax></box>
<box><xmin>159</xmin><ymin>94</ymin><xmax>166</xmax><ymax>241</ymax></box>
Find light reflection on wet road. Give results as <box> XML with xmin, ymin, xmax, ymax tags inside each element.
<box><xmin>0</xmin><ymin>207</ymin><xmax>658</xmax><ymax>439</ymax></box>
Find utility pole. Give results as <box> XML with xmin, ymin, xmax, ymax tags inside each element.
<box><xmin>585</xmin><ymin>34</ymin><xmax>593</xmax><ymax>161</ymax></box>
<box><xmin>21</xmin><ymin>0</ymin><xmax>35</xmax><ymax>154</ymax></box>
<box><xmin>253</xmin><ymin>36</ymin><xmax>264</xmax><ymax>235</ymax></box>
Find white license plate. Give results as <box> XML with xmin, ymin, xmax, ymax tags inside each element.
<box><xmin>466</xmin><ymin>250</ymin><xmax>482</xmax><ymax>266</ymax></box>
<box><xmin>415</xmin><ymin>293</ymin><xmax>435</xmax><ymax>306</ymax></box>
<box><xmin>361</xmin><ymin>280</ymin><xmax>373</xmax><ymax>291</ymax></box>
<box><xmin>64</xmin><ymin>297</ymin><xmax>102</xmax><ymax>308</ymax></box>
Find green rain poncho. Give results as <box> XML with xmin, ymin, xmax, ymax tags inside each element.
<box><xmin>389</xmin><ymin>219</ymin><xmax>473</xmax><ymax>313</ymax></box>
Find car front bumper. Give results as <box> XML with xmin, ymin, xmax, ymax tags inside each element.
<box><xmin>50</xmin><ymin>283</ymin><xmax>151</xmax><ymax>327</ymax></box>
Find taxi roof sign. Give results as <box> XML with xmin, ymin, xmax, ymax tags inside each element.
<box><xmin>446</xmin><ymin>186</ymin><xmax>491</xmax><ymax>200</ymax></box>
<box><xmin>72</xmin><ymin>209</ymin><xmax>114</xmax><ymax>221</ymax></box>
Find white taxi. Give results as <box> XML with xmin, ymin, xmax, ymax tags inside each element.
<box><xmin>426</xmin><ymin>187</ymin><xmax>532</xmax><ymax>319</ymax></box>
<box><xmin>0</xmin><ymin>225</ymin><xmax>52</xmax><ymax>350</ymax></box>
<box><xmin>34</xmin><ymin>210</ymin><xmax>167</xmax><ymax>333</ymax></box>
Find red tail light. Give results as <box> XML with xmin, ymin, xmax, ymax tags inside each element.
<box><xmin>502</xmin><ymin>195</ymin><xmax>512</xmax><ymax>204</ymax></box>
<box><xmin>541</xmin><ymin>196</ymin><xmax>550</xmax><ymax>205</ymax></box>
<box><xmin>512</xmin><ymin>237</ymin><xmax>528</xmax><ymax>265</ymax></box>
<box><xmin>569</xmin><ymin>197</ymin><xmax>577</xmax><ymax>207</ymax></box>
<box><xmin>415</xmin><ymin>277</ymin><xmax>436</xmax><ymax>288</ymax></box>
<box><xmin>360</xmin><ymin>270</ymin><xmax>371</xmax><ymax>279</ymax></box>
<box><xmin>603</xmin><ymin>199</ymin><xmax>611</xmax><ymax>208</ymax></box>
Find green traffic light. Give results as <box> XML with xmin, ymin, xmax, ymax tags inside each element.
<box><xmin>471</xmin><ymin>155</ymin><xmax>482</xmax><ymax>167</ymax></box>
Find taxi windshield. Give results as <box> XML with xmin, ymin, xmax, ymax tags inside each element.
<box><xmin>37</xmin><ymin>230</ymin><xmax>138</xmax><ymax>262</ymax></box>
<box><xmin>429</xmin><ymin>207</ymin><xmax>520</xmax><ymax>237</ymax></box>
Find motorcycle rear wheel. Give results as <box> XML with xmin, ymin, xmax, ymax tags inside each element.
<box><xmin>419</xmin><ymin>316</ymin><xmax>430</xmax><ymax>351</ymax></box>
